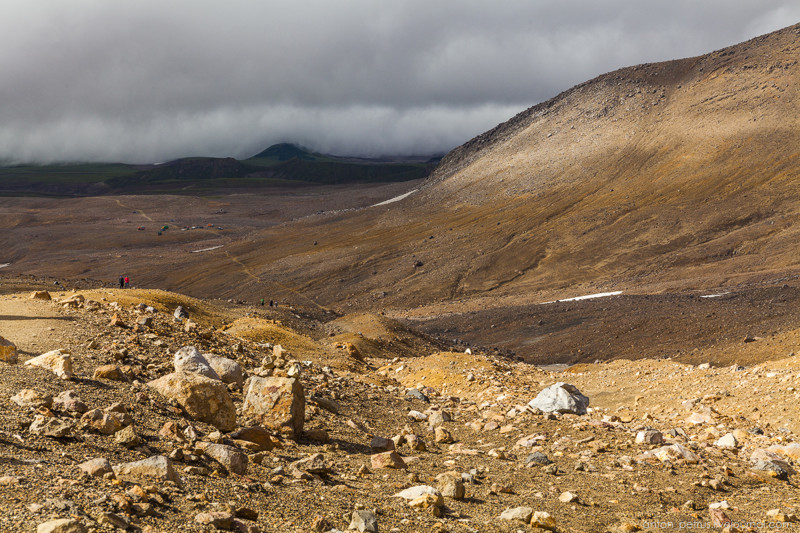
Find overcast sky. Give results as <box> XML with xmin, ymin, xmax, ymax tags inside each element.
<box><xmin>1</xmin><ymin>1</ymin><xmax>798</xmax><ymax>163</ymax></box>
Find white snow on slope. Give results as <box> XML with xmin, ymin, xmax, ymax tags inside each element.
<box><xmin>541</xmin><ymin>291</ymin><xmax>623</xmax><ymax>304</ymax></box>
<box><xmin>191</xmin><ymin>245</ymin><xmax>224</xmax><ymax>253</ymax></box>
<box><xmin>372</xmin><ymin>189</ymin><xmax>418</xmax><ymax>207</ymax></box>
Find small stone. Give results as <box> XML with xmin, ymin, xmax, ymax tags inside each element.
<box><xmin>428</xmin><ymin>410</ymin><xmax>448</xmax><ymax>428</ymax></box>
<box><xmin>196</xmin><ymin>442</ymin><xmax>248</xmax><ymax>475</ymax></box>
<box><xmin>53</xmin><ymin>390</ymin><xmax>88</xmax><ymax>413</ymax></box>
<box><xmin>524</xmin><ymin>452</ymin><xmax>552</xmax><ymax>466</ymax></box>
<box><xmin>395</xmin><ymin>485</ymin><xmax>443</xmax><ymax>506</ymax></box>
<box><xmin>751</xmin><ymin>460</ymin><xmax>791</xmax><ymax>480</ymax></box>
<box><xmin>25</xmin><ymin>349</ymin><xmax>74</xmax><ymax>379</ymax></box>
<box><xmin>710</xmin><ymin>508</ymin><xmax>731</xmax><ymax>528</ymax></box>
<box><xmin>93</xmin><ymin>364</ymin><xmax>127</xmax><ymax>381</ymax></box>
<box><xmin>11</xmin><ymin>389</ymin><xmax>52</xmax><ymax>409</ymax></box>
<box><xmin>436</xmin><ymin>473</ymin><xmax>465</xmax><ymax>500</ymax></box>
<box><xmin>715</xmin><ymin>433</ymin><xmax>738</xmax><ymax>449</ymax></box>
<box><xmin>371</xmin><ymin>451</ymin><xmax>406</xmax><ymax>469</ymax></box>
<box><xmin>30</xmin><ymin>290</ymin><xmax>52</xmax><ymax>300</ymax></box>
<box><xmin>81</xmin><ymin>409</ymin><xmax>125</xmax><ymax>435</ymax></box>
<box><xmin>499</xmin><ymin>506</ymin><xmax>533</xmax><ymax>523</ymax></box>
<box><xmin>36</xmin><ymin>519</ymin><xmax>87</xmax><ymax>533</ymax></box>
<box><xmin>305</xmin><ymin>428</ymin><xmax>329</xmax><ymax>444</ymax></box>
<box><xmin>348</xmin><ymin>509</ymin><xmax>378</xmax><ymax>532</ymax></box>
<box><xmin>531</xmin><ymin>511</ymin><xmax>557</xmax><ymax>530</ymax></box>
<box><xmin>0</xmin><ymin>336</ymin><xmax>18</xmax><ymax>363</ymax></box>
<box><xmin>78</xmin><ymin>458</ymin><xmax>113</xmax><ymax>477</ymax></box>
<box><xmin>289</xmin><ymin>453</ymin><xmax>330</xmax><ymax>476</ymax></box>
<box><xmin>114</xmin><ymin>425</ymin><xmax>142</xmax><ymax>448</ymax></box>
<box><xmin>370</xmin><ymin>436</ymin><xmax>395</xmax><ymax>452</ymax></box>
<box><xmin>29</xmin><ymin>415</ymin><xmax>73</xmax><ymax>437</ymax></box>
<box><xmin>559</xmin><ymin>491</ymin><xmax>578</xmax><ymax>503</ymax></box>
<box><xmin>109</xmin><ymin>313</ymin><xmax>125</xmax><ymax>327</ymax></box>
<box><xmin>96</xmin><ymin>513</ymin><xmax>128</xmax><ymax>529</ymax></box>
<box><xmin>407</xmin><ymin>410</ymin><xmax>428</xmax><ymax>421</ymax></box>
<box><xmin>766</xmin><ymin>509</ymin><xmax>798</xmax><ymax>523</ymax></box>
<box><xmin>434</xmin><ymin>426</ymin><xmax>453</xmax><ymax>444</ymax></box>
<box><xmin>195</xmin><ymin>511</ymin><xmax>235</xmax><ymax>530</ymax></box>
<box><xmin>230</xmin><ymin>426</ymin><xmax>275</xmax><ymax>451</ymax></box>
<box><xmin>113</xmin><ymin>455</ymin><xmax>180</xmax><ymax>484</ymax></box>
<box><xmin>635</xmin><ymin>429</ymin><xmax>664</xmax><ymax>445</ymax></box>
<box><xmin>406</xmin><ymin>434</ymin><xmax>427</xmax><ymax>451</ymax></box>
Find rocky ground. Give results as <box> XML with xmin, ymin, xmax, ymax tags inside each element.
<box><xmin>2</xmin><ymin>278</ymin><xmax>800</xmax><ymax>533</ymax></box>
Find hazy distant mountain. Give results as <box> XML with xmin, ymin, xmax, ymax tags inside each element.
<box><xmin>0</xmin><ymin>144</ymin><xmax>438</xmax><ymax>194</ymax></box>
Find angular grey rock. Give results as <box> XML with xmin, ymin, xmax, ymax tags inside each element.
<box><xmin>405</xmin><ymin>388</ymin><xmax>429</xmax><ymax>402</ymax></box>
<box><xmin>752</xmin><ymin>460</ymin><xmax>791</xmax><ymax>480</ymax></box>
<box><xmin>173</xmin><ymin>346</ymin><xmax>220</xmax><ymax>380</ymax></box>
<box><xmin>197</xmin><ymin>442</ymin><xmax>248</xmax><ymax>475</ymax></box>
<box><xmin>29</xmin><ymin>415</ymin><xmax>73</xmax><ymax>437</ymax></box>
<box><xmin>174</xmin><ymin>306</ymin><xmax>188</xmax><ymax>320</ymax></box>
<box><xmin>204</xmin><ymin>353</ymin><xmax>244</xmax><ymax>387</ymax></box>
<box><xmin>349</xmin><ymin>510</ymin><xmax>378</xmax><ymax>532</ymax></box>
<box><xmin>524</xmin><ymin>451</ymin><xmax>553</xmax><ymax>466</ymax></box>
<box><xmin>148</xmin><ymin>371</ymin><xmax>236</xmax><ymax>431</ymax></box>
<box><xmin>113</xmin><ymin>455</ymin><xmax>180</xmax><ymax>484</ymax></box>
<box><xmin>242</xmin><ymin>376</ymin><xmax>304</xmax><ymax>438</ymax></box>
<box><xmin>528</xmin><ymin>382</ymin><xmax>589</xmax><ymax>415</ymax></box>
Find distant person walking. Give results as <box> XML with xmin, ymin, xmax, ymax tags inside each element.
<box><xmin>260</xmin><ymin>298</ymin><xmax>265</xmax><ymax>306</ymax></box>
<box><xmin>119</xmin><ymin>276</ymin><xmax>124</xmax><ymax>289</ymax></box>
<box><xmin>124</xmin><ymin>276</ymin><xmax>130</xmax><ymax>288</ymax></box>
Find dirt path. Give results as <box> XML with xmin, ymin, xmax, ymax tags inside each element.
<box><xmin>0</xmin><ymin>295</ymin><xmax>77</xmax><ymax>357</ymax></box>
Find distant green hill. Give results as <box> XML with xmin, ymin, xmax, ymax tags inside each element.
<box><xmin>0</xmin><ymin>144</ymin><xmax>442</xmax><ymax>196</ymax></box>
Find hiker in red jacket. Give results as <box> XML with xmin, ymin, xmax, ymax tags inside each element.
<box><xmin>124</xmin><ymin>276</ymin><xmax>130</xmax><ymax>288</ymax></box>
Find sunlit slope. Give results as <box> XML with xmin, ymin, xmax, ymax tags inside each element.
<box><xmin>178</xmin><ymin>24</ymin><xmax>800</xmax><ymax>311</ymax></box>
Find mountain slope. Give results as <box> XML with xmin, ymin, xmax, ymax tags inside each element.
<box><xmin>208</xmin><ymin>22</ymin><xmax>800</xmax><ymax>314</ymax></box>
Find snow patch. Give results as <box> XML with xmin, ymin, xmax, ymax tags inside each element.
<box><xmin>541</xmin><ymin>291</ymin><xmax>623</xmax><ymax>304</ymax></box>
<box><xmin>191</xmin><ymin>245</ymin><xmax>224</xmax><ymax>253</ymax></box>
<box><xmin>0</xmin><ymin>263</ymin><xmax>9</xmax><ymax>269</ymax></box>
<box><xmin>700</xmin><ymin>292</ymin><xmax>730</xmax><ymax>298</ymax></box>
<box><xmin>372</xmin><ymin>189</ymin><xmax>418</xmax><ymax>207</ymax></box>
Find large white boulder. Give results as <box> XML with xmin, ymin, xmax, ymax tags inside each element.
<box><xmin>528</xmin><ymin>382</ymin><xmax>589</xmax><ymax>415</ymax></box>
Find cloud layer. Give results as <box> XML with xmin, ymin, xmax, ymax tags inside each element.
<box><xmin>1</xmin><ymin>1</ymin><xmax>798</xmax><ymax>163</ymax></box>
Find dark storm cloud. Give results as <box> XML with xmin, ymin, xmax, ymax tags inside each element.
<box><xmin>0</xmin><ymin>0</ymin><xmax>798</xmax><ymax>163</ymax></box>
